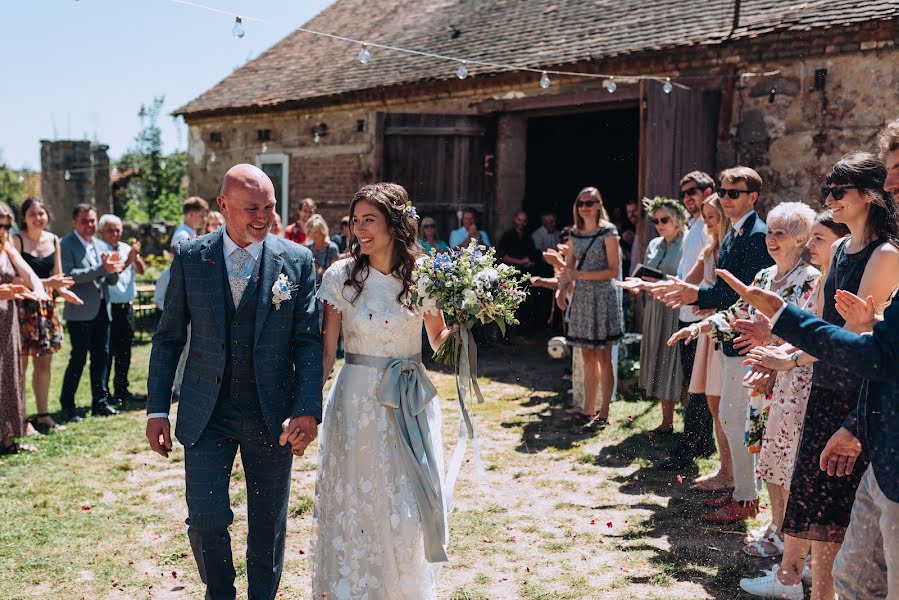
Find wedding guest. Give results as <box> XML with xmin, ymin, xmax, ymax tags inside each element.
<box><xmin>331</xmin><ymin>216</ymin><xmax>351</xmax><ymax>254</ymax></box>
<box><xmin>0</xmin><ymin>202</ymin><xmax>49</xmax><ymax>453</ymax></box>
<box><xmin>449</xmin><ymin>208</ymin><xmax>491</xmax><ymax>248</ymax></box>
<box><xmin>270</xmin><ymin>213</ymin><xmax>284</xmax><ymax>237</ymax></box>
<box><xmin>305</xmin><ymin>214</ymin><xmax>339</xmax><ymax>283</ymax></box>
<box><xmin>660</xmin><ymin>171</ymin><xmax>716</xmax><ymax>471</ymax></box>
<box><xmin>555</xmin><ymin>187</ymin><xmax>622</xmax><ymax>425</ymax></box>
<box><xmin>531</xmin><ymin>211</ymin><xmax>561</xmax><ymax>253</ymax></box>
<box><xmin>172</xmin><ymin>196</ymin><xmax>208</xmax><ymax>249</ymax></box>
<box><xmin>285</xmin><ymin>197</ymin><xmax>316</xmax><ymax>245</ymax></box>
<box><xmin>669</xmin><ymin>202</ymin><xmax>820</xmax><ymax>549</ymax></box>
<box><xmin>660</xmin><ymin>166</ymin><xmax>774</xmax><ymax>524</ymax></box>
<box><xmin>99</xmin><ymin>214</ymin><xmax>145</xmax><ymax>404</ymax></box>
<box><xmin>738</xmin><ymin>152</ymin><xmax>899</xmax><ymax>599</ymax></box>
<box><xmin>419</xmin><ymin>216</ymin><xmax>449</xmax><ymax>255</ymax></box>
<box><xmin>204</xmin><ymin>210</ymin><xmax>225</xmax><ymax>234</ymax></box>
<box><xmin>625</xmin><ymin>200</ymin><xmax>644</xmax><ymax>275</ymax></box>
<box><xmin>498</xmin><ymin>211</ymin><xmax>538</xmax><ymax>271</ymax></box>
<box><xmin>621</xmin><ymin>197</ymin><xmax>686</xmax><ymax>433</ymax></box>
<box><xmin>12</xmin><ymin>198</ymin><xmax>78</xmax><ymax>432</ymax></box>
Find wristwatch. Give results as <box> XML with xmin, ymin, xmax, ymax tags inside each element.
<box><xmin>789</xmin><ymin>352</ymin><xmax>800</xmax><ymax>368</ymax></box>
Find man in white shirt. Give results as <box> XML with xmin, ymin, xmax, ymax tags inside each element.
<box><xmin>99</xmin><ymin>214</ymin><xmax>145</xmax><ymax>404</ymax></box>
<box><xmin>659</xmin><ymin>171</ymin><xmax>715</xmax><ymax>471</ymax></box>
<box><xmin>449</xmin><ymin>208</ymin><xmax>491</xmax><ymax>248</ymax></box>
<box><xmin>531</xmin><ymin>212</ymin><xmax>560</xmax><ymax>253</ymax></box>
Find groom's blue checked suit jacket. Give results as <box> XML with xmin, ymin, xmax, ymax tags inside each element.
<box><xmin>694</xmin><ymin>211</ymin><xmax>773</xmax><ymax>357</ymax></box>
<box><xmin>773</xmin><ymin>300</ymin><xmax>899</xmax><ymax>502</ymax></box>
<box><xmin>147</xmin><ymin>229</ymin><xmax>323</xmax><ymax>447</ymax></box>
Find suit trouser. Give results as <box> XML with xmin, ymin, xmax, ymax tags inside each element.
<box><xmin>833</xmin><ymin>465</ymin><xmax>899</xmax><ymax>600</ymax></box>
<box><xmin>674</xmin><ymin>320</ymin><xmax>714</xmax><ymax>458</ymax></box>
<box><xmin>719</xmin><ymin>354</ymin><xmax>757</xmax><ymax>502</ymax></box>
<box><xmin>60</xmin><ymin>309</ymin><xmax>111</xmax><ymax>411</ymax></box>
<box><xmin>107</xmin><ymin>303</ymin><xmax>135</xmax><ymax>397</ymax></box>
<box><xmin>184</xmin><ymin>386</ymin><xmax>293</xmax><ymax>600</ymax></box>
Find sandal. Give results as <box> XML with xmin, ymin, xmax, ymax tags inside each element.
<box><xmin>744</xmin><ymin>523</ymin><xmax>773</xmax><ymax>545</ymax></box>
<box><xmin>742</xmin><ymin>528</ymin><xmax>784</xmax><ymax>558</ymax></box>
<box><xmin>32</xmin><ymin>413</ymin><xmax>65</xmax><ymax>434</ymax></box>
<box><xmin>584</xmin><ymin>415</ymin><xmax>609</xmax><ymax>430</ymax></box>
<box><xmin>0</xmin><ymin>442</ymin><xmax>37</xmax><ymax>456</ymax></box>
<box><xmin>693</xmin><ymin>479</ymin><xmax>735</xmax><ymax>493</ymax></box>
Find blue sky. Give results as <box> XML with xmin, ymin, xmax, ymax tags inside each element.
<box><xmin>1</xmin><ymin>0</ymin><xmax>335</xmax><ymax>170</ymax></box>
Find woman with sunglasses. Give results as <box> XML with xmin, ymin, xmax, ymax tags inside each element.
<box><xmin>737</xmin><ymin>152</ymin><xmax>899</xmax><ymax>600</ymax></box>
<box><xmin>419</xmin><ymin>216</ymin><xmax>449</xmax><ymax>254</ymax></box>
<box><xmin>556</xmin><ymin>187</ymin><xmax>623</xmax><ymax>426</ymax></box>
<box><xmin>0</xmin><ymin>202</ymin><xmax>51</xmax><ymax>455</ymax></box>
<box><xmin>619</xmin><ymin>197</ymin><xmax>688</xmax><ymax>433</ymax></box>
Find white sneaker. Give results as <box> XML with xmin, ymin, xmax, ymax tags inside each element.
<box><xmin>768</xmin><ymin>562</ymin><xmax>812</xmax><ymax>585</ymax></box>
<box><xmin>739</xmin><ymin>571</ymin><xmax>804</xmax><ymax>599</ymax></box>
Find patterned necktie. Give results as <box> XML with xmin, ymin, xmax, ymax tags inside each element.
<box><xmin>229</xmin><ymin>247</ymin><xmax>252</xmax><ymax>308</ymax></box>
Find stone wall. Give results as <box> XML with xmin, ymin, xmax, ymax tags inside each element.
<box><xmin>40</xmin><ymin>140</ymin><xmax>113</xmax><ymax>234</ymax></box>
<box><xmin>181</xmin><ymin>19</ymin><xmax>899</xmax><ymax>237</ymax></box>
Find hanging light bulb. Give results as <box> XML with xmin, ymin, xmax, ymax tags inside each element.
<box><xmin>261</xmin><ymin>143</ymin><xmax>268</xmax><ymax>153</ymax></box>
<box><xmin>209</xmin><ymin>152</ymin><xmax>217</xmax><ymax>163</ymax></box>
<box><xmin>232</xmin><ymin>16</ymin><xmax>245</xmax><ymax>38</ymax></box>
<box><xmin>358</xmin><ymin>44</ymin><xmax>371</xmax><ymax>64</ymax></box>
<box><xmin>17</xmin><ymin>175</ymin><xmax>25</xmax><ymax>184</ymax></box>
<box><xmin>539</xmin><ymin>71</ymin><xmax>551</xmax><ymax>89</ymax></box>
<box><xmin>64</xmin><ymin>170</ymin><xmax>71</xmax><ymax>180</ymax></box>
<box><xmin>313</xmin><ymin>132</ymin><xmax>321</xmax><ymax>144</ymax></box>
<box><xmin>662</xmin><ymin>78</ymin><xmax>673</xmax><ymax>94</ymax></box>
<box><xmin>455</xmin><ymin>62</ymin><xmax>469</xmax><ymax>80</ymax></box>
<box><xmin>604</xmin><ymin>77</ymin><xmax>617</xmax><ymax>93</ymax></box>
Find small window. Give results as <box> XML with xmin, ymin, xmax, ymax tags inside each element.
<box><xmin>356</xmin><ymin>119</ymin><xmax>366</xmax><ymax>133</ymax></box>
<box><xmin>209</xmin><ymin>131</ymin><xmax>223</xmax><ymax>143</ymax></box>
<box><xmin>257</xmin><ymin>129</ymin><xmax>272</xmax><ymax>141</ymax></box>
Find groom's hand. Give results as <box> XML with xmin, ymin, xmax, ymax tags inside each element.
<box><xmin>146</xmin><ymin>417</ymin><xmax>173</xmax><ymax>458</ymax></box>
<box><xmin>280</xmin><ymin>416</ymin><xmax>318</xmax><ymax>456</ymax></box>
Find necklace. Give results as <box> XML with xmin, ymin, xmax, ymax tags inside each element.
<box><xmin>772</xmin><ymin>260</ymin><xmax>802</xmax><ymax>285</ymax></box>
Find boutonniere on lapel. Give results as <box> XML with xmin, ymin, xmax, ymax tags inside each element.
<box><xmin>737</xmin><ymin>228</ymin><xmax>745</xmax><ymax>237</ymax></box>
<box><xmin>271</xmin><ymin>273</ymin><xmax>298</xmax><ymax>310</ymax></box>
<box><xmin>205</xmin><ymin>258</ymin><xmax>216</xmax><ymax>265</ymax></box>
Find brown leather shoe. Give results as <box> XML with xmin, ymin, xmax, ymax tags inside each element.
<box><xmin>703</xmin><ymin>499</ymin><xmax>759</xmax><ymax>523</ymax></box>
<box><xmin>703</xmin><ymin>491</ymin><xmax>733</xmax><ymax>508</ymax></box>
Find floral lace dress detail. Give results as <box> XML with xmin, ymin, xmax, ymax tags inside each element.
<box><xmin>706</xmin><ymin>263</ymin><xmax>819</xmax><ymax>452</ymax></box>
<box><xmin>311</xmin><ymin>258</ymin><xmax>444</xmax><ymax>600</ymax></box>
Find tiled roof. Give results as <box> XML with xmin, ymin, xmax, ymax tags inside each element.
<box><xmin>175</xmin><ymin>0</ymin><xmax>898</xmax><ymax>116</ymax></box>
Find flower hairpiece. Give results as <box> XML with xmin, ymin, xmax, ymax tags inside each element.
<box><xmin>404</xmin><ymin>201</ymin><xmax>420</xmax><ymax>220</ymax></box>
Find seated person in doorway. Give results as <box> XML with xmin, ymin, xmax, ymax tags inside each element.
<box><xmin>449</xmin><ymin>208</ymin><xmax>491</xmax><ymax>248</ymax></box>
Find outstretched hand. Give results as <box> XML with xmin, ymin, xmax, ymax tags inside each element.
<box><xmin>820</xmin><ymin>427</ymin><xmax>863</xmax><ymax>477</ymax></box>
<box><xmin>732</xmin><ymin>314</ymin><xmax>773</xmax><ymax>354</ymax></box>
<box><xmin>280</xmin><ymin>416</ymin><xmax>319</xmax><ymax>456</ymax></box>
<box><xmin>835</xmin><ymin>289</ymin><xmax>876</xmax><ymax>331</ymax></box>
<box><xmin>743</xmin><ymin>345</ymin><xmax>794</xmax><ymax>372</ymax></box>
<box><xmin>715</xmin><ymin>269</ymin><xmax>784</xmax><ymax>317</ymax></box>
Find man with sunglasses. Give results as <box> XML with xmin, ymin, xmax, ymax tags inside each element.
<box><xmin>663</xmin><ymin>166</ymin><xmax>774</xmax><ymax>523</ymax></box>
<box><xmin>659</xmin><ymin>171</ymin><xmax>716</xmax><ymax>472</ymax></box>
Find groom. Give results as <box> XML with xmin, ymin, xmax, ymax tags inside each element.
<box><xmin>146</xmin><ymin>164</ymin><xmax>323</xmax><ymax>600</ymax></box>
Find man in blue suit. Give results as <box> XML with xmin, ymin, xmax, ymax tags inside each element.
<box><xmin>146</xmin><ymin>164</ymin><xmax>323</xmax><ymax>600</ymax></box>
<box><xmin>661</xmin><ymin>166</ymin><xmax>774</xmax><ymax>523</ymax></box>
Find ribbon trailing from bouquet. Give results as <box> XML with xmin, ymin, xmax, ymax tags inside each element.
<box><xmin>445</xmin><ymin>325</ymin><xmax>485</xmax><ymax>501</ymax></box>
<box><xmin>346</xmin><ymin>351</ymin><xmax>449</xmax><ymax>563</ymax></box>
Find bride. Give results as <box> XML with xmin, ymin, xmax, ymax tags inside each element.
<box><xmin>312</xmin><ymin>182</ymin><xmax>454</xmax><ymax>599</ymax></box>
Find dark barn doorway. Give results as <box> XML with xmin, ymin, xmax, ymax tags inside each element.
<box><xmin>523</xmin><ymin>108</ymin><xmax>640</xmax><ymax>229</ymax></box>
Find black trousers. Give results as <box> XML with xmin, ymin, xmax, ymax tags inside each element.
<box><xmin>675</xmin><ymin>319</ymin><xmax>715</xmax><ymax>458</ymax></box>
<box><xmin>184</xmin><ymin>385</ymin><xmax>293</xmax><ymax>600</ymax></box>
<box><xmin>60</xmin><ymin>309</ymin><xmax>111</xmax><ymax>411</ymax></box>
<box><xmin>107</xmin><ymin>303</ymin><xmax>135</xmax><ymax>398</ymax></box>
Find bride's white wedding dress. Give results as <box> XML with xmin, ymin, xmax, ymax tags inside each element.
<box><xmin>311</xmin><ymin>258</ymin><xmax>446</xmax><ymax>600</ymax></box>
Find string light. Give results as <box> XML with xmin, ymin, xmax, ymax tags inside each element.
<box><xmin>232</xmin><ymin>16</ymin><xmax>245</xmax><ymax>38</ymax></box>
<box><xmin>604</xmin><ymin>77</ymin><xmax>617</xmax><ymax>93</ymax></box>
<box><xmin>64</xmin><ymin>170</ymin><xmax>71</xmax><ymax>180</ymax></box>
<box><xmin>539</xmin><ymin>71</ymin><xmax>551</xmax><ymax>89</ymax></box>
<box><xmin>209</xmin><ymin>152</ymin><xmax>217</xmax><ymax>163</ymax></box>
<box><xmin>662</xmin><ymin>77</ymin><xmax>673</xmax><ymax>94</ymax></box>
<box><xmin>261</xmin><ymin>143</ymin><xmax>268</xmax><ymax>153</ymax></box>
<box><xmin>358</xmin><ymin>44</ymin><xmax>371</xmax><ymax>64</ymax></box>
<box><xmin>455</xmin><ymin>62</ymin><xmax>469</xmax><ymax>80</ymax></box>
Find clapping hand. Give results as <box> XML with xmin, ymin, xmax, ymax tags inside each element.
<box><xmin>0</xmin><ymin>283</ymin><xmax>36</xmax><ymax>300</ymax></box>
<box><xmin>732</xmin><ymin>314</ymin><xmax>773</xmax><ymax>354</ymax></box>
<box><xmin>102</xmin><ymin>252</ymin><xmax>125</xmax><ymax>273</ymax></box>
<box><xmin>558</xmin><ymin>268</ymin><xmax>577</xmax><ymax>285</ymax></box>
<box><xmin>835</xmin><ymin>289</ymin><xmax>877</xmax><ymax>331</ymax></box>
<box><xmin>743</xmin><ymin>364</ymin><xmax>775</xmax><ymax>394</ymax></box>
<box><xmin>667</xmin><ymin>325</ymin><xmax>698</xmax><ymax>347</ymax></box>
<box><xmin>280</xmin><ymin>416</ymin><xmax>319</xmax><ymax>456</ymax></box>
<box><xmin>45</xmin><ymin>272</ymin><xmax>75</xmax><ymax>290</ymax></box>
<box><xmin>715</xmin><ymin>269</ymin><xmax>784</xmax><ymax>317</ymax></box>
<box><xmin>820</xmin><ymin>427</ymin><xmax>863</xmax><ymax>477</ymax></box>
<box><xmin>660</xmin><ymin>276</ymin><xmax>699</xmax><ymax>308</ymax></box>
<box><xmin>743</xmin><ymin>345</ymin><xmax>794</xmax><ymax>372</ymax></box>
<box><xmin>614</xmin><ymin>277</ymin><xmax>645</xmax><ymax>295</ymax></box>
<box><xmin>58</xmin><ymin>287</ymin><xmax>84</xmax><ymax>305</ymax></box>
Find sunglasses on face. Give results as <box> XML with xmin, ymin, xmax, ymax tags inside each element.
<box><xmin>649</xmin><ymin>216</ymin><xmax>672</xmax><ymax>225</ymax></box>
<box><xmin>0</xmin><ymin>223</ymin><xmax>12</xmax><ymax>231</ymax></box>
<box><xmin>821</xmin><ymin>185</ymin><xmax>861</xmax><ymax>201</ymax></box>
<box><xmin>717</xmin><ymin>188</ymin><xmax>754</xmax><ymax>199</ymax></box>
<box><xmin>679</xmin><ymin>187</ymin><xmax>703</xmax><ymax>198</ymax></box>
<box><xmin>423</xmin><ymin>224</ymin><xmax>436</xmax><ymax>228</ymax></box>
<box><xmin>576</xmin><ymin>200</ymin><xmax>598</xmax><ymax>208</ymax></box>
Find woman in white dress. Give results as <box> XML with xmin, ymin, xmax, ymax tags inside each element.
<box><xmin>312</xmin><ymin>183</ymin><xmax>454</xmax><ymax>600</ymax></box>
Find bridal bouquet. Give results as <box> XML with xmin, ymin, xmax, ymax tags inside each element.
<box><xmin>408</xmin><ymin>240</ymin><xmax>529</xmax><ymax>366</ymax></box>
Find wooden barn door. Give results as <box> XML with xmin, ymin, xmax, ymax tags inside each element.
<box><xmin>379</xmin><ymin>113</ymin><xmax>496</xmax><ymax>240</ymax></box>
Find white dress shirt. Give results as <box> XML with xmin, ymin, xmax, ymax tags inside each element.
<box><xmin>678</xmin><ymin>214</ymin><xmax>710</xmax><ymax>323</ymax></box>
<box><xmin>731</xmin><ymin>210</ymin><xmax>755</xmax><ymax>237</ymax></box>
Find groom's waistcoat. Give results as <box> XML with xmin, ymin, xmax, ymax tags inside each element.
<box><xmin>219</xmin><ymin>257</ymin><xmax>262</xmax><ymax>410</ymax></box>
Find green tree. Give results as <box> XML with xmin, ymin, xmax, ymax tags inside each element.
<box><xmin>0</xmin><ymin>163</ymin><xmax>27</xmax><ymax>213</ymax></box>
<box><xmin>117</xmin><ymin>97</ymin><xmax>187</xmax><ymax>222</ymax></box>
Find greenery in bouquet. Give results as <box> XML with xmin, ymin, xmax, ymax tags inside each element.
<box><xmin>408</xmin><ymin>241</ymin><xmax>529</xmax><ymax>365</ymax></box>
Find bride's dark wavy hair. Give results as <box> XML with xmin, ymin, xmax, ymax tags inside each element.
<box><xmin>344</xmin><ymin>182</ymin><xmax>421</xmax><ymax>305</ymax></box>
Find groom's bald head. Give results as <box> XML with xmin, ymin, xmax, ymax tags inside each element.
<box><xmin>217</xmin><ymin>164</ymin><xmax>276</xmax><ymax>246</ymax></box>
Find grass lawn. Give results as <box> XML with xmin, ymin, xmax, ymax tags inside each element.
<box><xmin>0</xmin><ymin>336</ymin><xmax>786</xmax><ymax>599</ymax></box>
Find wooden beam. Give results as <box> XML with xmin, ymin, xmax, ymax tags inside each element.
<box><xmin>383</xmin><ymin>125</ymin><xmax>486</xmax><ymax>136</ymax></box>
<box><xmin>473</xmin><ymin>86</ymin><xmax>641</xmax><ymax>114</ymax></box>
